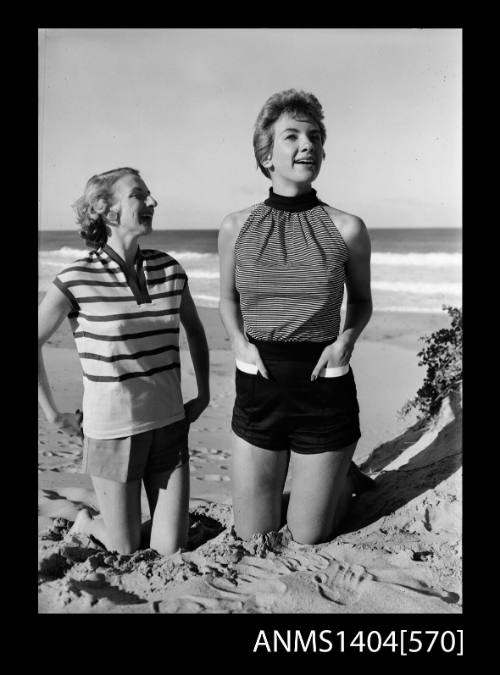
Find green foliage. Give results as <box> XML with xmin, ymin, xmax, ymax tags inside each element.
<box><xmin>400</xmin><ymin>306</ymin><xmax>462</xmax><ymax>420</ymax></box>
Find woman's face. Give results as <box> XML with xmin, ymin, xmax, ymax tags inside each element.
<box><xmin>265</xmin><ymin>113</ymin><xmax>324</xmax><ymax>187</ymax></box>
<box><xmin>109</xmin><ymin>174</ymin><xmax>158</xmax><ymax>236</ymax></box>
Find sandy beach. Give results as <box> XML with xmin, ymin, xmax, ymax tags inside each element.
<box><xmin>38</xmin><ymin>306</ymin><xmax>461</xmax><ymax>614</ymax></box>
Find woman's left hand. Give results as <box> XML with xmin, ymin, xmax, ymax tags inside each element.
<box><xmin>184</xmin><ymin>395</ymin><xmax>210</xmax><ymax>424</ymax></box>
<box><xmin>310</xmin><ymin>338</ymin><xmax>354</xmax><ymax>381</ymax></box>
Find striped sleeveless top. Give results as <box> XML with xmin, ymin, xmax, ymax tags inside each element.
<box><xmin>54</xmin><ymin>244</ymin><xmax>187</xmax><ymax>439</ymax></box>
<box><xmin>234</xmin><ymin>188</ymin><xmax>349</xmax><ymax>343</ymax></box>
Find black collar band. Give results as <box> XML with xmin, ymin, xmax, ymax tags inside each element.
<box><xmin>264</xmin><ymin>187</ymin><xmax>320</xmax><ymax>213</ymax></box>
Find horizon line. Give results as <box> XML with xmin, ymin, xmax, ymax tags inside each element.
<box><xmin>39</xmin><ymin>225</ymin><xmax>463</xmax><ymax>232</ymax></box>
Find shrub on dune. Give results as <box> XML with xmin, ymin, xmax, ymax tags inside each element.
<box><xmin>400</xmin><ymin>305</ymin><xmax>462</xmax><ymax>421</ymax></box>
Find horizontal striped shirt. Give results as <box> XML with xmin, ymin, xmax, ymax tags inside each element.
<box><xmin>54</xmin><ymin>244</ymin><xmax>187</xmax><ymax>439</ymax></box>
<box><xmin>235</xmin><ymin>192</ymin><xmax>349</xmax><ymax>342</ymax></box>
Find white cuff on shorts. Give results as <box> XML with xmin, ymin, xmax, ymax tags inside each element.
<box><xmin>235</xmin><ymin>359</ymin><xmax>259</xmax><ymax>374</ymax></box>
<box><xmin>320</xmin><ymin>364</ymin><xmax>350</xmax><ymax>378</ymax></box>
<box><xmin>235</xmin><ymin>359</ymin><xmax>349</xmax><ymax>378</ymax></box>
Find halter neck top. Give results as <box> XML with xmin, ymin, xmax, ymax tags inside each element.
<box><xmin>234</xmin><ymin>189</ymin><xmax>349</xmax><ymax>343</ymax></box>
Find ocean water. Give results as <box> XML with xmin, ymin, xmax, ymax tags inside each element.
<box><xmin>39</xmin><ymin>228</ymin><xmax>462</xmax><ymax>314</ymax></box>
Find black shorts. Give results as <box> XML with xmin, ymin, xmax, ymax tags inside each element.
<box><xmin>231</xmin><ymin>339</ymin><xmax>361</xmax><ymax>454</ymax></box>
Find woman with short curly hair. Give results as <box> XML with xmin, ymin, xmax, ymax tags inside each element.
<box><xmin>253</xmin><ymin>89</ymin><xmax>327</xmax><ymax>178</ymax></box>
<box><xmin>38</xmin><ymin>167</ymin><xmax>210</xmax><ymax>555</ymax></box>
<box><xmin>72</xmin><ymin>167</ymin><xmax>141</xmax><ymax>248</ymax></box>
<box><xmin>219</xmin><ymin>89</ymin><xmax>374</xmax><ymax>544</ymax></box>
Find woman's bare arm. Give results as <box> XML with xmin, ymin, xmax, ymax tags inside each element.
<box><xmin>218</xmin><ymin>212</ymin><xmax>269</xmax><ymax>378</ymax></box>
<box><xmin>38</xmin><ymin>284</ymin><xmax>83</xmax><ymax>434</ymax></box>
<box><xmin>179</xmin><ymin>283</ymin><xmax>210</xmax><ymax>423</ymax></box>
<box><xmin>311</xmin><ymin>213</ymin><xmax>372</xmax><ymax>379</ymax></box>
<box><xmin>341</xmin><ymin>215</ymin><xmax>373</xmax><ymax>346</ymax></box>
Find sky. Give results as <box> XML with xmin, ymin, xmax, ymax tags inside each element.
<box><xmin>38</xmin><ymin>28</ymin><xmax>461</xmax><ymax>230</ymax></box>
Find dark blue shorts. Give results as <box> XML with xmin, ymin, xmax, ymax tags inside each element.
<box><xmin>231</xmin><ymin>339</ymin><xmax>361</xmax><ymax>454</ymax></box>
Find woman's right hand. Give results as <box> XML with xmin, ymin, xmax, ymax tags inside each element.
<box><xmin>233</xmin><ymin>336</ymin><xmax>269</xmax><ymax>379</ymax></box>
<box><xmin>51</xmin><ymin>410</ymin><xmax>83</xmax><ymax>439</ymax></box>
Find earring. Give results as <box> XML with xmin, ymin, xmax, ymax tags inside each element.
<box><xmin>107</xmin><ymin>209</ymin><xmax>119</xmax><ymax>224</ymax></box>
<box><xmin>264</xmin><ymin>156</ymin><xmax>274</xmax><ymax>172</ymax></box>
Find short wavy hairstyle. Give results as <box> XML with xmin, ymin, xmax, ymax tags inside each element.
<box><xmin>253</xmin><ymin>89</ymin><xmax>327</xmax><ymax>178</ymax></box>
<box><xmin>72</xmin><ymin>167</ymin><xmax>141</xmax><ymax>248</ymax></box>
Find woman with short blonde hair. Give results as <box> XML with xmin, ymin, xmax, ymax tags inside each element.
<box><xmin>39</xmin><ymin>167</ymin><xmax>210</xmax><ymax>555</ymax></box>
<box><xmin>219</xmin><ymin>89</ymin><xmax>374</xmax><ymax>544</ymax></box>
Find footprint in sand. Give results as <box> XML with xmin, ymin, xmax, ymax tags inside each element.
<box><xmin>235</xmin><ymin>556</ymin><xmax>292</xmax><ymax>578</ymax></box>
<box><xmin>205</xmin><ymin>574</ymin><xmax>287</xmax><ymax>602</ymax></box>
<box><xmin>191</xmin><ymin>456</ymin><xmax>208</xmax><ymax>463</ymax></box>
<box><xmin>64</xmin><ymin>465</ymin><xmax>81</xmax><ymax>474</ymax></box>
<box><xmin>178</xmin><ymin>594</ymin><xmax>243</xmax><ymax>613</ymax></box>
<box><xmin>203</xmin><ymin>576</ymin><xmax>250</xmax><ymax>600</ymax></box>
<box><xmin>69</xmin><ymin>444</ymin><xmax>82</xmax><ymax>451</ymax></box>
<box><xmin>158</xmin><ymin>597</ymin><xmax>241</xmax><ymax>614</ymax></box>
<box><xmin>235</xmin><ymin>576</ymin><xmax>287</xmax><ymax>597</ymax></box>
<box><xmin>368</xmin><ymin>568</ymin><xmax>460</xmax><ymax>605</ymax></box>
<box><xmin>278</xmin><ymin>550</ymin><xmax>331</xmax><ymax>574</ymax></box>
<box><xmin>314</xmin><ymin>561</ymin><xmax>370</xmax><ymax>606</ymax></box>
<box><xmin>195</xmin><ymin>474</ymin><xmax>230</xmax><ymax>482</ymax></box>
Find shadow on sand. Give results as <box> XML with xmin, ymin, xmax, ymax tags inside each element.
<box><xmin>340</xmin><ymin>391</ymin><xmax>462</xmax><ymax>535</ymax></box>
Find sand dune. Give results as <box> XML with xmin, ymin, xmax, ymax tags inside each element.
<box><xmin>38</xmin><ymin>335</ymin><xmax>461</xmax><ymax>614</ymax></box>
